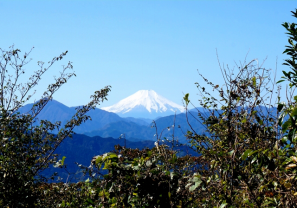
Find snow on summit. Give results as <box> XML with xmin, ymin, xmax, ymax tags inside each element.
<box><xmin>101</xmin><ymin>90</ymin><xmax>185</xmax><ymax>119</ymax></box>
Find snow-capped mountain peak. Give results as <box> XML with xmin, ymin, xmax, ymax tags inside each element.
<box><xmin>101</xmin><ymin>90</ymin><xmax>185</xmax><ymax>119</ymax></box>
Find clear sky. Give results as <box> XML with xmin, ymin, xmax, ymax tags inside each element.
<box><xmin>1</xmin><ymin>1</ymin><xmax>296</xmax><ymax>108</ymax></box>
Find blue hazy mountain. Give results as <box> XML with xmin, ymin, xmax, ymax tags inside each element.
<box><xmin>18</xmin><ymin>99</ymin><xmax>278</xmax><ymax>144</ymax></box>
<box><xmin>16</xmin><ymin>100</ymin><xmax>211</xmax><ymax>143</ymax></box>
<box><xmin>17</xmin><ymin>100</ymin><xmax>150</xmax><ymax>134</ymax></box>
<box><xmin>17</xmin><ymin>99</ymin><xmax>206</xmax><ymax>143</ymax></box>
<box><xmin>85</xmin><ymin>110</ymin><xmax>207</xmax><ymax>143</ymax></box>
<box><xmin>41</xmin><ymin>134</ymin><xmax>199</xmax><ymax>182</ymax></box>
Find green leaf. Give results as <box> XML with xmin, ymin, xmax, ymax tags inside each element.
<box><xmin>60</xmin><ymin>200</ymin><xmax>66</xmax><ymax>207</ymax></box>
<box><xmin>242</xmin><ymin>149</ymin><xmax>252</xmax><ymax>160</ymax></box>
<box><xmin>262</xmin><ymin>201</ymin><xmax>273</xmax><ymax>206</ymax></box>
<box><xmin>255</xmin><ymin>115</ymin><xmax>263</xmax><ymax>125</ymax></box>
<box><xmin>276</xmin><ymin>80</ymin><xmax>285</xmax><ymax>84</ymax></box>
<box><xmin>95</xmin><ymin>156</ymin><xmax>103</xmax><ymax>164</ymax></box>
<box><xmin>251</xmin><ymin>156</ymin><xmax>257</xmax><ymax>164</ymax></box>
<box><xmin>189</xmin><ymin>178</ymin><xmax>202</xmax><ymax>192</ymax></box>
<box><xmin>282</xmin><ymin>136</ymin><xmax>288</xmax><ymax>144</ymax></box>
<box><xmin>219</xmin><ymin>202</ymin><xmax>228</xmax><ymax>208</ymax></box>
<box><xmin>292</xmin><ymin>107</ymin><xmax>297</xmax><ymax>116</ymax></box>
<box><xmin>61</xmin><ymin>156</ymin><xmax>66</xmax><ymax>166</ymax></box>
<box><xmin>228</xmin><ymin>150</ymin><xmax>234</xmax><ymax>156</ymax></box>
<box><xmin>282</xmin><ymin>120</ymin><xmax>291</xmax><ymax>133</ymax></box>
<box><xmin>277</xmin><ymin>103</ymin><xmax>285</xmax><ymax>112</ymax></box>
<box><xmin>287</xmin><ymin>128</ymin><xmax>296</xmax><ymax>142</ymax></box>
<box><xmin>252</xmin><ymin>77</ymin><xmax>256</xmax><ymax>87</ymax></box>
<box><xmin>183</xmin><ymin>93</ymin><xmax>190</xmax><ymax>105</ymax></box>
<box><xmin>108</xmin><ymin>153</ymin><xmax>118</xmax><ymax>159</ymax></box>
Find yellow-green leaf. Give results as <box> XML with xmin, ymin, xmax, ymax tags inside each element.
<box><xmin>252</xmin><ymin>77</ymin><xmax>256</xmax><ymax>87</ymax></box>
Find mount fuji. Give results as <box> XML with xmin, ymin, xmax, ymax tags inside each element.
<box><xmin>101</xmin><ymin>90</ymin><xmax>185</xmax><ymax>119</ymax></box>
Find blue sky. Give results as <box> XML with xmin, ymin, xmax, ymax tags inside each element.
<box><xmin>1</xmin><ymin>1</ymin><xmax>296</xmax><ymax>108</ymax></box>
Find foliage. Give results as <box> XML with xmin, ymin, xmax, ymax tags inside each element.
<box><xmin>0</xmin><ymin>46</ymin><xmax>111</xmax><ymax>207</ymax></box>
<box><xmin>75</xmin><ymin>8</ymin><xmax>297</xmax><ymax>207</ymax></box>
<box><xmin>278</xmin><ymin>10</ymin><xmax>297</xmax><ymax>88</ymax></box>
<box><xmin>181</xmin><ymin>9</ymin><xmax>297</xmax><ymax>207</ymax></box>
<box><xmin>89</xmin><ymin>145</ymin><xmax>201</xmax><ymax>207</ymax></box>
<box><xmin>2</xmin><ymin>8</ymin><xmax>297</xmax><ymax>208</ymax></box>
<box><xmin>86</xmin><ymin>59</ymin><xmax>283</xmax><ymax>207</ymax></box>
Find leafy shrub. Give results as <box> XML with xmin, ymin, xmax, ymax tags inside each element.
<box><xmin>2</xmin><ymin>8</ymin><xmax>297</xmax><ymax>208</ymax></box>
<box><xmin>0</xmin><ymin>46</ymin><xmax>110</xmax><ymax>207</ymax></box>
<box><xmin>81</xmin><ymin>8</ymin><xmax>297</xmax><ymax>207</ymax></box>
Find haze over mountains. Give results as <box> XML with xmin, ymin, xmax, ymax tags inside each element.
<box><xmin>17</xmin><ymin>91</ymin><xmax>279</xmax><ymax>182</ymax></box>
<box><xmin>17</xmin><ymin>91</ymin><xmax>203</xmax><ymax>182</ymax></box>
<box><xmin>17</xmin><ymin>90</ymin><xmax>205</xmax><ymax>143</ymax></box>
<box><xmin>18</xmin><ymin>100</ymin><xmax>205</xmax><ymax>143</ymax></box>
<box><xmin>18</xmin><ymin>89</ymin><xmax>278</xmax><ymax>144</ymax></box>
<box><xmin>41</xmin><ymin>133</ymin><xmax>200</xmax><ymax>182</ymax></box>
<box><xmin>101</xmin><ymin>90</ymin><xmax>185</xmax><ymax>119</ymax></box>
<box><xmin>17</xmin><ymin>91</ymin><xmax>279</xmax><ymax>183</ymax></box>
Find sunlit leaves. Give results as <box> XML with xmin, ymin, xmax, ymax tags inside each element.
<box><xmin>183</xmin><ymin>93</ymin><xmax>190</xmax><ymax>106</ymax></box>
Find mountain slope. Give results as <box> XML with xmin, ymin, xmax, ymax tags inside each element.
<box><xmin>86</xmin><ymin>110</ymin><xmax>208</xmax><ymax>144</ymax></box>
<box><xmin>41</xmin><ymin>134</ymin><xmax>199</xmax><ymax>182</ymax></box>
<box><xmin>101</xmin><ymin>90</ymin><xmax>185</xmax><ymax>119</ymax></box>
<box><xmin>17</xmin><ymin>99</ymin><xmax>208</xmax><ymax>144</ymax></box>
<box><xmin>17</xmin><ymin>100</ymin><xmax>146</xmax><ymax>134</ymax></box>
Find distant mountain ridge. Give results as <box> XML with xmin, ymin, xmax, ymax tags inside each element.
<box><xmin>101</xmin><ymin>90</ymin><xmax>185</xmax><ymax>119</ymax></box>
<box><xmin>41</xmin><ymin>134</ymin><xmax>199</xmax><ymax>182</ymax></box>
<box><xmin>17</xmin><ymin>100</ymin><xmax>76</xmax><ymax>126</ymax></box>
<box><xmin>18</xmin><ymin>99</ymin><xmax>279</xmax><ymax>144</ymax></box>
<box><xmin>17</xmin><ymin>100</ymin><xmax>151</xmax><ymax>134</ymax></box>
<box><xmin>17</xmin><ymin>99</ymin><xmax>205</xmax><ymax>143</ymax></box>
